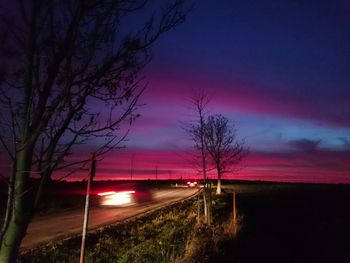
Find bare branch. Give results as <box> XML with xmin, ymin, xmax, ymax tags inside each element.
<box><xmin>203</xmin><ymin>114</ymin><xmax>247</xmax><ymax>194</ymax></box>
<box><xmin>0</xmin><ymin>1</ymin><xmax>190</xmax><ymax>259</ymax></box>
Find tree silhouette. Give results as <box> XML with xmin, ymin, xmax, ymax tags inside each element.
<box><xmin>186</xmin><ymin>90</ymin><xmax>212</xmax><ymax>224</ymax></box>
<box><xmin>204</xmin><ymin>114</ymin><xmax>246</xmax><ymax>194</ymax></box>
<box><xmin>0</xmin><ymin>0</ymin><xmax>189</xmax><ymax>261</ymax></box>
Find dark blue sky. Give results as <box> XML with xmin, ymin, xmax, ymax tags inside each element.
<box><xmin>1</xmin><ymin>0</ymin><xmax>344</xmax><ymax>183</ymax></box>
<box><xmin>93</xmin><ymin>0</ymin><xmax>350</xmax><ymax>183</ymax></box>
<box><xmin>137</xmin><ymin>0</ymin><xmax>348</xmax><ymax>129</ymax></box>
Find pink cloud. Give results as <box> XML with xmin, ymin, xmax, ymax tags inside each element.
<box><xmin>142</xmin><ymin>65</ymin><xmax>350</xmax><ymax>128</ymax></box>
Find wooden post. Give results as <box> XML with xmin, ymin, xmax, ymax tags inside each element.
<box><xmin>197</xmin><ymin>189</ymin><xmax>200</xmax><ymax>224</ymax></box>
<box><xmin>79</xmin><ymin>153</ymin><xmax>96</xmax><ymax>263</ymax></box>
<box><xmin>208</xmin><ymin>182</ymin><xmax>212</xmax><ymax>225</ymax></box>
<box><xmin>233</xmin><ymin>191</ymin><xmax>237</xmax><ymax>233</ymax></box>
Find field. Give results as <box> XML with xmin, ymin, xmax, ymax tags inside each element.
<box><xmin>213</xmin><ymin>182</ymin><xmax>350</xmax><ymax>263</ymax></box>
<box><xmin>2</xmin><ymin>180</ymin><xmax>350</xmax><ymax>262</ymax></box>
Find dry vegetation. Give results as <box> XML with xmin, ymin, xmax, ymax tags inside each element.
<box><xmin>19</xmin><ymin>192</ymin><xmax>238</xmax><ymax>263</ymax></box>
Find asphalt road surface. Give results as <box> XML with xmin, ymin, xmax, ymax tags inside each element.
<box><xmin>21</xmin><ymin>187</ymin><xmax>197</xmax><ymax>250</ymax></box>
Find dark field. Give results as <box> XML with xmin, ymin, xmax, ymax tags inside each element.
<box><xmin>2</xmin><ymin>180</ymin><xmax>350</xmax><ymax>263</ymax></box>
<box><xmin>214</xmin><ymin>182</ymin><xmax>350</xmax><ymax>263</ymax></box>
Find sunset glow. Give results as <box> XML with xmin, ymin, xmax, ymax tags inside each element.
<box><xmin>1</xmin><ymin>0</ymin><xmax>349</xmax><ymax>184</ymax></box>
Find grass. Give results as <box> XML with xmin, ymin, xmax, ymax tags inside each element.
<box><xmin>19</xmin><ymin>191</ymin><xmax>237</xmax><ymax>263</ymax></box>
<box><xmin>14</xmin><ymin>180</ymin><xmax>350</xmax><ymax>262</ymax></box>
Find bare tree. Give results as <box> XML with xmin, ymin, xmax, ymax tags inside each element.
<box><xmin>187</xmin><ymin>89</ymin><xmax>212</xmax><ymax>224</ymax></box>
<box><xmin>204</xmin><ymin>114</ymin><xmax>246</xmax><ymax>195</ymax></box>
<box><xmin>0</xmin><ymin>0</ymin><xmax>189</xmax><ymax>261</ymax></box>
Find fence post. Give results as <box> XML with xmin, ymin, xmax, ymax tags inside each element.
<box><xmin>233</xmin><ymin>191</ymin><xmax>237</xmax><ymax>233</ymax></box>
<box><xmin>79</xmin><ymin>153</ymin><xmax>96</xmax><ymax>263</ymax></box>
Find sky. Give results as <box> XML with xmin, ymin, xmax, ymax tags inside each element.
<box><xmin>2</xmin><ymin>0</ymin><xmax>349</xmax><ymax>184</ymax></box>
<box><xmin>79</xmin><ymin>0</ymin><xmax>350</xmax><ymax>184</ymax></box>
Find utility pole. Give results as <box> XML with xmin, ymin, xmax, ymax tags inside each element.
<box><xmin>79</xmin><ymin>153</ymin><xmax>96</xmax><ymax>263</ymax></box>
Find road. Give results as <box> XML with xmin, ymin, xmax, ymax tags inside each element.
<box><xmin>21</xmin><ymin>187</ymin><xmax>197</xmax><ymax>250</ymax></box>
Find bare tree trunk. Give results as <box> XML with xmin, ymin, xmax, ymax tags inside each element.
<box><xmin>233</xmin><ymin>191</ymin><xmax>237</xmax><ymax>234</ymax></box>
<box><xmin>199</xmin><ymin>111</ymin><xmax>208</xmax><ymax>223</ymax></box>
<box><xmin>33</xmin><ymin>172</ymin><xmax>50</xmax><ymax>209</ymax></box>
<box><xmin>207</xmin><ymin>182</ymin><xmax>212</xmax><ymax>224</ymax></box>
<box><xmin>0</xmin><ymin>161</ymin><xmax>16</xmax><ymax>245</ymax></box>
<box><xmin>0</xmin><ymin>1</ymin><xmax>189</xmax><ymax>261</ymax></box>
<box><xmin>199</xmin><ymin>105</ymin><xmax>210</xmax><ymax>224</ymax></box>
<box><xmin>216</xmin><ymin>178</ymin><xmax>222</xmax><ymax>195</ymax></box>
<box><xmin>204</xmin><ymin>114</ymin><xmax>246</xmax><ymax>197</ymax></box>
<box><xmin>197</xmin><ymin>190</ymin><xmax>200</xmax><ymax>224</ymax></box>
<box><xmin>0</xmin><ymin>214</ymin><xmax>30</xmax><ymax>262</ymax></box>
<box><xmin>216</xmin><ymin>167</ymin><xmax>222</xmax><ymax>195</ymax></box>
<box><xmin>202</xmin><ymin>187</ymin><xmax>208</xmax><ymax>223</ymax></box>
<box><xmin>0</xmin><ymin>148</ymin><xmax>34</xmax><ymax>262</ymax></box>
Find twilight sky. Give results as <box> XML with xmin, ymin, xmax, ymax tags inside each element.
<box><xmin>4</xmin><ymin>0</ymin><xmax>345</xmax><ymax>183</ymax></box>
<box><xmin>83</xmin><ymin>0</ymin><xmax>350</xmax><ymax>184</ymax></box>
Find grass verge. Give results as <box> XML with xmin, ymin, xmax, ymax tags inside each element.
<box><xmin>20</xmin><ymin>192</ymin><xmax>238</xmax><ymax>263</ymax></box>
